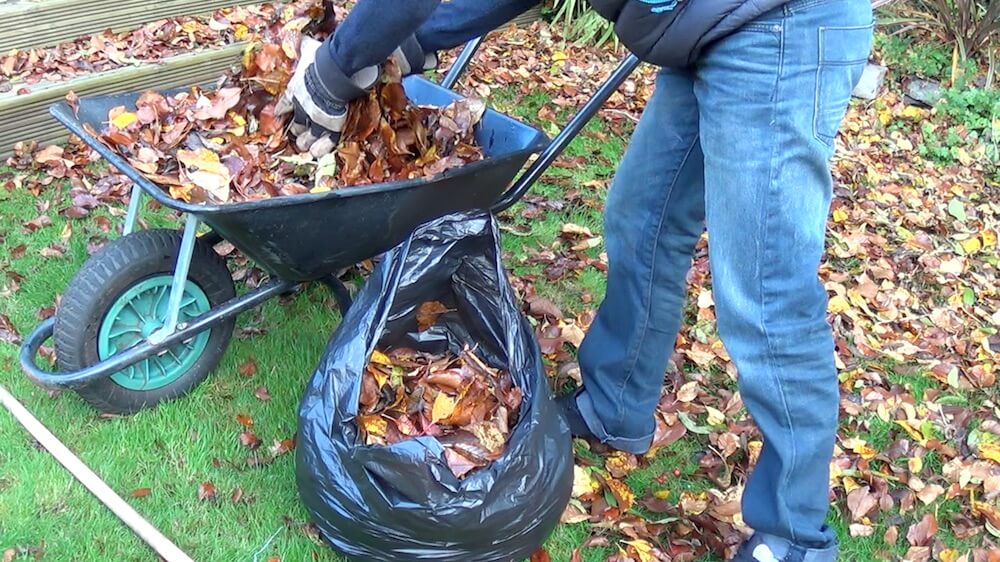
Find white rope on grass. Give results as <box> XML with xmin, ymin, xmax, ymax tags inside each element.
<box><xmin>0</xmin><ymin>384</ymin><xmax>195</xmax><ymax>562</ymax></box>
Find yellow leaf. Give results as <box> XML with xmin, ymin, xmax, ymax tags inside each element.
<box><xmin>832</xmin><ymin>208</ymin><xmax>848</xmax><ymax>223</ymax></box>
<box><xmin>901</xmin><ymin>106</ymin><xmax>926</xmax><ymax>119</ymax></box>
<box><xmin>706</xmin><ymin>406</ymin><xmax>726</xmax><ymax>426</ymax></box>
<box><xmin>653</xmin><ymin>489</ymin><xmax>670</xmax><ymax>500</ymax></box>
<box><xmin>572</xmin><ymin>465</ymin><xmax>600</xmax><ymax>498</ymax></box>
<box><xmin>843</xmin><ymin>438</ymin><xmax>878</xmax><ymax>460</ymax></box>
<box><xmin>960</xmin><ymin>236</ymin><xmax>982</xmax><ymax>254</ymax></box>
<box><xmin>370</xmin><ymin>350</ymin><xmax>393</xmax><ymax>366</ymax></box>
<box><xmin>234</xmin><ymin>24</ymin><xmax>250</xmax><ymax>41</ymax></box>
<box><xmin>358</xmin><ymin>415</ymin><xmax>387</xmax><ymax>438</ymax></box>
<box><xmin>979</xmin><ymin>443</ymin><xmax>1000</xmax><ymax>464</ymax></box>
<box><xmin>431</xmin><ymin>393</ymin><xmax>456</xmax><ymax>423</ymax></box>
<box><xmin>828</xmin><ymin>295</ymin><xmax>851</xmax><ymax>314</ymax></box>
<box><xmin>111</xmin><ymin>112</ymin><xmax>138</xmax><ymax>129</ymax></box>
<box><xmin>894</xmin><ymin>420</ymin><xmax>927</xmax><ymax>445</ymax></box>
<box><xmin>909</xmin><ymin>456</ymin><xmax>923</xmax><ymax>474</ymax></box>
<box><xmin>623</xmin><ymin>540</ymin><xmax>654</xmax><ymax>562</ymax></box>
<box><xmin>310</xmin><ymin>186</ymin><xmax>331</xmax><ymax>194</ymax></box>
<box><xmin>939</xmin><ymin>549</ymin><xmax>960</xmax><ymax>562</ymax></box>
<box><xmin>983</xmin><ymin>229</ymin><xmax>997</xmax><ymax>248</ymax></box>
<box><xmin>176</xmin><ymin>149</ymin><xmax>231</xmax><ymax>202</ymax></box>
<box><xmin>877</xmin><ymin>107</ymin><xmax>892</xmax><ymax>127</ymax></box>
<box><xmin>552</xmin><ymin>51</ymin><xmax>568</xmax><ymax>62</ymax></box>
<box><xmin>896</xmin><ymin>137</ymin><xmax>914</xmax><ymax>151</ymax></box>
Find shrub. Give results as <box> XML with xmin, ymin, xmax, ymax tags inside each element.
<box><xmin>898</xmin><ymin>0</ymin><xmax>999</xmax><ymax>72</ymax></box>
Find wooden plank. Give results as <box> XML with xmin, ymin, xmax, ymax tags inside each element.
<box><xmin>0</xmin><ymin>0</ymin><xmax>260</xmax><ymax>52</ymax></box>
<box><xmin>0</xmin><ymin>44</ymin><xmax>245</xmax><ymax>158</ymax></box>
<box><xmin>509</xmin><ymin>5</ymin><xmax>544</xmax><ymax>28</ymax></box>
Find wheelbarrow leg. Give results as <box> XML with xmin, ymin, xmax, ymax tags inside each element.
<box><xmin>321</xmin><ymin>275</ymin><xmax>353</xmax><ymax>313</ymax></box>
<box><xmin>123</xmin><ymin>184</ymin><xmax>143</xmax><ymax>235</ymax></box>
<box><xmin>149</xmin><ymin>214</ymin><xmax>201</xmax><ymax>345</ymax></box>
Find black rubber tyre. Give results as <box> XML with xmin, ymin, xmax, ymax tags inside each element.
<box><xmin>54</xmin><ymin>229</ymin><xmax>236</xmax><ymax>414</ymax></box>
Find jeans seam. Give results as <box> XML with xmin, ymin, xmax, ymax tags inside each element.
<box><xmin>813</xmin><ymin>28</ymin><xmax>825</xmax><ymax>147</ymax></box>
<box><xmin>761</xmin><ymin>8</ymin><xmax>800</xmax><ymax>545</ymax></box>
<box><xmin>613</xmin><ymin>136</ymin><xmax>701</xmax><ymax>426</ymax></box>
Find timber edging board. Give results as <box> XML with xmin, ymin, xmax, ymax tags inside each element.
<box><xmin>0</xmin><ymin>0</ymin><xmax>262</xmax><ymax>52</ymax></box>
<box><xmin>0</xmin><ymin>44</ymin><xmax>246</xmax><ymax>158</ymax></box>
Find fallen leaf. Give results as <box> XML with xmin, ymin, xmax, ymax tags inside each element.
<box><xmin>239</xmin><ymin>357</ymin><xmax>257</xmax><ymax>377</ymax></box>
<box><xmin>198</xmin><ymin>481</ymin><xmax>217</xmax><ymax>501</ymax></box>
<box><xmin>130</xmin><ymin>488</ymin><xmax>152</xmax><ymax>498</ymax></box>
<box><xmin>906</xmin><ymin>512</ymin><xmax>937</xmax><ymax>546</ymax></box>
<box><xmin>239</xmin><ymin>431</ymin><xmax>261</xmax><ymax>449</ymax></box>
<box><xmin>529</xmin><ymin>548</ymin><xmax>551</xmax><ymax>562</ymax></box>
<box><xmin>432</xmin><ymin>393</ymin><xmax>457</xmax><ymax>424</ymax></box>
<box><xmin>416</xmin><ymin>301</ymin><xmax>450</xmax><ymax>331</ymax></box>
<box><xmin>254</xmin><ymin>386</ymin><xmax>271</xmax><ymax>401</ymax></box>
<box><xmin>236</xmin><ymin>413</ymin><xmax>254</xmax><ymax>428</ymax></box>
<box><xmin>847</xmin><ymin>486</ymin><xmax>878</xmax><ymax>521</ymax></box>
<box><xmin>177</xmin><ymin>148</ymin><xmax>231</xmax><ymax>202</ymax></box>
<box><xmin>0</xmin><ymin>315</ymin><xmax>20</xmax><ymax>345</ymax></box>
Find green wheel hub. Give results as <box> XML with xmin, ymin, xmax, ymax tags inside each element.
<box><xmin>98</xmin><ymin>276</ymin><xmax>212</xmax><ymax>391</ymax></box>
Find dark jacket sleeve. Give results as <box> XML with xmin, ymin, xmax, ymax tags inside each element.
<box><xmin>324</xmin><ymin>0</ymin><xmax>442</xmax><ymax>76</ymax></box>
<box><xmin>415</xmin><ymin>0</ymin><xmax>541</xmax><ymax>52</ymax></box>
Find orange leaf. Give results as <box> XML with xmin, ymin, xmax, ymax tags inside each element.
<box><xmin>416</xmin><ymin>301</ymin><xmax>450</xmax><ymax>331</ymax></box>
<box><xmin>236</xmin><ymin>413</ymin><xmax>254</xmax><ymax>428</ymax></box>
<box><xmin>130</xmin><ymin>488</ymin><xmax>151</xmax><ymax>498</ymax></box>
<box><xmin>198</xmin><ymin>481</ymin><xmax>217</xmax><ymax>501</ymax></box>
<box><xmin>529</xmin><ymin>548</ymin><xmax>551</xmax><ymax>562</ymax></box>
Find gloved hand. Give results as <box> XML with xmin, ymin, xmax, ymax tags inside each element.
<box><xmin>276</xmin><ymin>36</ymin><xmax>437</xmax><ymax>158</ymax></box>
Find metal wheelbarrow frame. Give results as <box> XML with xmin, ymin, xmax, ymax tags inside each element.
<box><xmin>18</xmin><ymin>36</ymin><xmax>640</xmax><ymax>411</ymax></box>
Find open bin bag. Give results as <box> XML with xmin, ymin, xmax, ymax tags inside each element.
<box><xmin>295</xmin><ymin>210</ymin><xmax>574</xmax><ymax>561</ymax></box>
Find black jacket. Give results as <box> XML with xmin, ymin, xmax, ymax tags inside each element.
<box><xmin>590</xmin><ymin>0</ymin><xmax>790</xmax><ymax>67</ymax></box>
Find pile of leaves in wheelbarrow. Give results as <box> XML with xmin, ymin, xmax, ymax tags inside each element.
<box><xmin>357</xmin><ymin>302</ymin><xmax>523</xmax><ymax>479</ymax></box>
<box><xmin>87</xmin><ymin>11</ymin><xmax>486</xmax><ymax>205</ymax></box>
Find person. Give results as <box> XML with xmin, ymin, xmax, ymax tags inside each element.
<box><xmin>279</xmin><ymin>1</ymin><xmax>874</xmax><ymax>561</ymax></box>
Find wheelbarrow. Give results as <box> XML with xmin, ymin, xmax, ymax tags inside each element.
<box><xmin>19</xmin><ymin>38</ymin><xmax>641</xmax><ymax>415</ymax></box>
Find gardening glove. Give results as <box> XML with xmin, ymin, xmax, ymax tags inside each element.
<box><xmin>276</xmin><ymin>36</ymin><xmax>437</xmax><ymax>158</ymax></box>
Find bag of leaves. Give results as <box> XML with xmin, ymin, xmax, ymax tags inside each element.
<box><xmin>295</xmin><ymin>210</ymin><xmax>574</xmax><ymax>561</ymax></box>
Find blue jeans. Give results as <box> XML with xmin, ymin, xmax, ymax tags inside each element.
<box><xmin>576</xmin><ymin>0</ymin><xmax>873</xmax><ymax>557</ymax></box>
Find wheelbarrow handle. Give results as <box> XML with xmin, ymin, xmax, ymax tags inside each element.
<box><xmin>19</xmin><ymin>280</ymin><xmax>297</xmax><ymax>389</ymax></box>
<box><xmin>441</xmin><ymin>36</ymin><xmax>484</xmax><ymax>90</ymax></box>
<box><xmin>439</xmin><ymin>38</ymin><xmax>642</xmax><ymax>213</ymax></box>
<box><xmin>493</xmin><ymin>53</ymin><xmax>642</xmax><ymax>214</ymax></box>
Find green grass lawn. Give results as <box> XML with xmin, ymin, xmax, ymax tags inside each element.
<box><xmin>0</xmin><ymin>83</ymin><xmax>980</xmax><ymax>561</ymax></box>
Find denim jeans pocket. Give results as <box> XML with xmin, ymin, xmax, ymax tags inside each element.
<box><xmin>813</xmin><ymin>24</ymin><xmax>874</xmax><ymax>147</ymax></box>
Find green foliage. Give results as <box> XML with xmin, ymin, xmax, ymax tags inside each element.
<box><xmin>875</xmin><ymin>33</ymin><xmax>956</xmax><ymax>80</ymax></box>
<box><xmin>936</xmin><ymin>83</ymin><xmax>1000</xmax><ymax>132</ymax></box>
<box><xmin>544</xmin><ymin>0</ymin><xmax>617</xmax><ymax>45</ymax></box>
<box><xmin>917</xmin><ymin>84</ymin><xmax>999</xmax><ymax>179</ymax></box>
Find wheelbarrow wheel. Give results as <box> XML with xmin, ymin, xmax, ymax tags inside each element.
<box><xmin>54</xmin><ymin>229</ymin><xmax>236</xmax><ymax>414</ymax></box>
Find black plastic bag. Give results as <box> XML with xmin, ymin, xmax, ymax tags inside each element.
<box><xmin>296</xmin><ymin>211</ymin><xmax>573</xmax><ymax>561</ymax></box>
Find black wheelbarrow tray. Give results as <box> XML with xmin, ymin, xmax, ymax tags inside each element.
<box><xmin>19</xmin><ymin>37</ymin><xmax>640</xmax><ymax>415</ymax></box>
